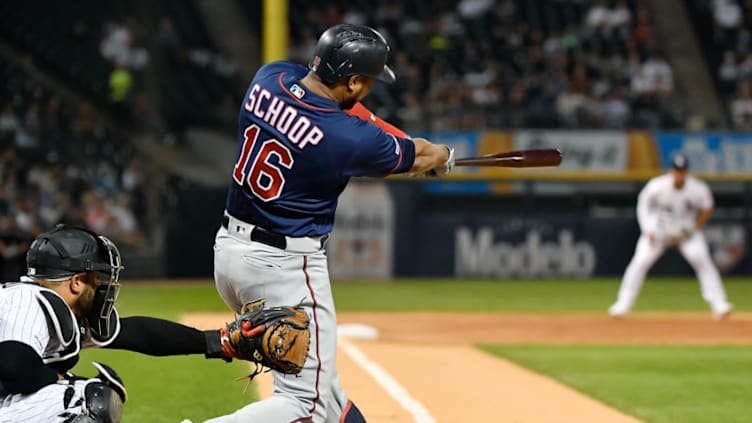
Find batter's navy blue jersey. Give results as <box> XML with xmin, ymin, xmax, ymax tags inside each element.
<box><xmin>225</xmin><ymin>61</ymin><xmax>416</xmax><ymax>237</ymax></box>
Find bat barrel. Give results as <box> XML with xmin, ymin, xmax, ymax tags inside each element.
<box><xmin>455</xmin><ymin>149</ymin><xmax>562</xmax><ymax>168</ymax></box>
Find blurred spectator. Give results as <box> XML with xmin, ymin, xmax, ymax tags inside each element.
<box><xmin>640</xmin><ymin>52</ymin><xmax>675</xmax><ymax>93</ymax></box>
<box><xmin>0</xmin><ymin>216</ymin><xmax>32</xmax><ymax>281</ymax></box>
<box><xmin>457</xmin><ymin>0</ymin><xmax>494</xmax><ymax>19</ymax></box>
<box><xmin>586</xmin><ymin>0</ymin><xmax>610</xmax><ymax>28</ymax></box>
<box><xmin>609</xmin><ymin>1</ymin><xmax>633</xmax><ymax>30</ymax></box>
<box><xmin>731</xmin><ymin>80</ymin><xmax>752</xmax><ymax>129</ymax></box>
<box><xmin>155</xmin><ymin>18</ymin><xmax>181</xmax><ymax>53</ymax></box>
<box><xmin>692</xmin><ymin>0</ymin><xmax>752</xmax><ymax>127</ymax></box>
<box><xmin>632</xmin><ymin>9</ymin><xmax>654</xmax><ymax>46</ymax></box>
<box><xmin>13</xmin><ymin>194</ymin><xmax>43</xmax><ymax>237</ymax></box>
<box><xmin>109</xmin><ymin>64</ymin><xmax>133</xmax><ymax>103</ymax></box>
<box><xmin>99</xmin><ymin>19</ymin><xmax>149</xmax><ymax>70</ymax></box>
<box><xmin>719</xmin><ymin>51</ymin><xmax>739</xmax><ymax>88</ymax></box>
<box><xmin>132</xmin><ymin>93</ymin><xmax>170</xmax><ymax>139</ymax></box>
<box><xmin>0</xmin><ymin>105</ymin><xmax>20</xmax><ymax>134</ymax></box>
<box><xmin>602</xmin><ymin>87</ymin><xmax>631</xmax><ymax>128</ymax></box>
<box><xmin>16</xmin><ymin>105</ymin><xmax>41</xmax><ymax>154</ymax></box>
<box><xmin>714</xmin><ymin>0</ymin><xmax>743</xmax><ymax>31</ymax></box>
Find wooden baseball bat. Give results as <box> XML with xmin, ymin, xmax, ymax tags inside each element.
<box><xmin>454</xmin><ymin>149</ymin><xmax>562</xmax><ymax>168</ymax></box>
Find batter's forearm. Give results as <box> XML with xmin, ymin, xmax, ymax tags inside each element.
<box><xmin>410</xmin><ymin>138</ymin><xmax>449</xmax><ymax>173</ymax></box>
<box><xmin>695</xmin><ymin>209</ymin><xmax>713</xmax><ymax>230</ymax></box>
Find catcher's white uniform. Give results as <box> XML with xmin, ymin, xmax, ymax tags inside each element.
<box><xmin>0</xmin><ymin>283</ymin><xmax>89</xmax><ymax>423</ymax></box>
<box><xmin>609</xmin><ymin>173</ymin><xmax>732</xmax><ymax>318</ymax></box>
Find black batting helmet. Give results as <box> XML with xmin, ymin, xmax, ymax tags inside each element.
<box><xmin>308</xmin><ymin>24</ymin><xmax>396</xmax><ymax>84</ymax></box>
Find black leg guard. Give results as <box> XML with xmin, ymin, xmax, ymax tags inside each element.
<box><xmin>82</xmin><ymin>381</ymin><xmax>124</xmax><ymax>423</ymax></box>
<box><xmin>343</xmin><ymin>400</ymin><xmax>367</xmax><ymax>423</ymax></box>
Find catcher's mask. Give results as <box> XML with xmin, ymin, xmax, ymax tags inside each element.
<box><xmin>26</xmin><ymin>225</ymin><xmax>124</xmax><ymax>325</ymax></box>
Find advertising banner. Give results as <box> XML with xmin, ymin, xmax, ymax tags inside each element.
<box><xmin>328</xmin><ymin>182</ymin><xmax>394</xmax><ymax>279</ymax></box>
<box><xmin>408</xmin><ymin>214</ymin><xmax>751</xmax><ymax>278</ymax></box>
<box><xmin>656</xmin><ymin>133</ymin><xmax>752</xmax><ymax>173</ymax></box>
<box><xmin>514</xmin><ymin>130</ymin><xmax>629</xmax><ymax>171</ymax></box>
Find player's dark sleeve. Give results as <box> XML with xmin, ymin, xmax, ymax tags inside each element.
<box><xmin>343</xmin><ymin>121</ymin><xmax>416</xmax><ymax>177</ymax></box>
<box><xmin>0</xmin><ymin>341</ymin><xmax>60</xmax><ymax>394</ymax></box>
<box><xmin>106</xmin><ymin>316</ymin><xmax>226</xmax><ymax>360</ymax></box>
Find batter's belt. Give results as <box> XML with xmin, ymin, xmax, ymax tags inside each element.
<box><xmin>222</xmin><ymin>213</ymin><xmax>327</xmax><ymax>253</ymax></box>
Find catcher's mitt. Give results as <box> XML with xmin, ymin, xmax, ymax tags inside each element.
<box><xmin>220</xmin><ymin>303</ymin><xmax>311</xmax><ymax>378</ymax></box>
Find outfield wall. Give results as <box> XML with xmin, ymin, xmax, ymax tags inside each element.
<box><xmin>162</xmin><ymin>131</ymin><xmax>752</xmax><ymax>279</ymax></box>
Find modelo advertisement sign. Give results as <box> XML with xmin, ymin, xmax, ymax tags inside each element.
<box><xmin>412</xmin><ymin>215</ymin><xmax>751</xmax><ymax>278</ymax></box>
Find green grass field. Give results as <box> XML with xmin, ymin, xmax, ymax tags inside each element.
<box><xmin>484</xmin><ymin>345</ymin><xmax>752</xmax><ymax>423</ymax></box>
<box><xmin>75</xmin><ymin>277</ymin><xmax>752</xmax><ymax>422</ymax></box>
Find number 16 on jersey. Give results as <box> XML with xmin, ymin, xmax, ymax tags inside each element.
<box><xmin>233</xmin><ymin>124</ymin><xmax>294</xmax><ymax>202</ymax></box>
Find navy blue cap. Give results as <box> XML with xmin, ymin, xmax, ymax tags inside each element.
<box><xmin>671</xmin><ymin>153</ymin><xmax>689</xmax><ymax>170</ymax></box>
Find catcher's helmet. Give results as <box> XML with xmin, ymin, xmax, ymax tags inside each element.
<box><xmin>308</xmin><ymin>24</ymin><xmax>396</xmax><ymax>84</ymax></box>
<box><xmin>27</xmin><ymin>225</ymin><xmax>124</xmax><ymax>320</ymax></box>
<box><xmin>27</xmin><ymin>225</ymin><xmax>122</xmax><ymax>280</ymax></box>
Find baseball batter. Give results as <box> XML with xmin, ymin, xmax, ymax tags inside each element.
<box><xmin>608</xmin><ymin>154</ymin><xmax>733</xmax><ymax>319</ymax></box>
<box><xmin>208</xmin><ymin>24</ymin><xmax>454</xmax><ymax>423</ymax></box>
<box><xmin>0</xmin><ymin>225</ymin><xmax>251</xmax><ymax>423</ymax></box>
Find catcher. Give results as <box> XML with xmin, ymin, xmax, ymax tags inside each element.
<box><xmin>0</xmin><ymin>225</ymin><xmax>309</xmax><ymax>423</ymax></box>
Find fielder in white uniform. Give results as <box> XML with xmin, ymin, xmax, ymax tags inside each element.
<box><xmin>609</xmin><ymin>154</ymin><xmax>733</xmax><ymax>319</ymax></box>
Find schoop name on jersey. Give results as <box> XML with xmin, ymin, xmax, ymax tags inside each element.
<box><xmin>225</xmin><ymin>61</ymin><xmax>416</xmax><ymax>237</ymax></box>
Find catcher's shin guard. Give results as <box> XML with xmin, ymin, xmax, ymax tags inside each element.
<box><xmin>82</xmin><ymin>381</ymin><xmax>124</xmax><ymax>423</ymax></box>
<box><xmin>60</xmin><ymin>381</ymin><xmax>123</xmax><ymax>423</ymax></box>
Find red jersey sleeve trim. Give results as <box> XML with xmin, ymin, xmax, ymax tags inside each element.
<box><xmin>278</xmin><ymin>73</ymin><xmax>338</xmax><ymax>112</ymax></box>
<box><xmin>387</xmin><ymin>134</ymin><xmax>405</xmax><ymax>175</ymax></box>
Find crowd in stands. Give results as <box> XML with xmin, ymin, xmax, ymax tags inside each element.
<box><xmin>0</xmin><ymin>0</ymin><xmax>242</xmax><ymax>142</ymax></box>
<box><xmin>96</xmin><ymin>15</ymin><xmax>242</xmax><ymax>135</ymax></box>
<box><xmin>5</xmin><ymin>0</ymin><xmax>752</xmax><ymax>280</ymax></box>
<box><xmin>0</xmin><ymin>58</ymin><xmax>150</xmax><ymax>280</ymax></box>
<box><xmin>690</xmin><ymin>0</ymin><xmax>752</xmax><ymax>130</ymax></box>
<box><xmin>288</xmin><ymin>0</ymin><xmax>683</xmax><ymax>131</ymax></box>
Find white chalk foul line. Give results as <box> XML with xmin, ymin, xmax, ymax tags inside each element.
<box><xmin>338</xmin><ymin>338</ymin><xmax>437</xmax><ymax>423</ymax></box>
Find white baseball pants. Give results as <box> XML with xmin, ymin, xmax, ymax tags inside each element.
<box><xmin>208</xmin><ymin>224</ymin><xmax>350</xmax><ymax>423</ymax></box>
<box><xmin>611</xmin><ymin>232</ymin><xmax>730</xmax><ymax>314</ymax></box>
<box><xmin>0</xmin><ymin>382</ymin><xmax>86</xmax><ymax>423</ymax></box>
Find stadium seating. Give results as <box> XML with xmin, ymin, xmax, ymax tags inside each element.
<box><xmin>0</xmin><ymin>58</ymin><xmax>145</xmax><ymax>252</ymax></box>
<box><xmin>281</xmin><ymin>0</ymin><xmax>683</xmax><ymax>130</ymax></box>
<box><xmin>686</xmin><ymin>0</ymin><xmax>752</xmax><ymax>130</ymax></box>
<box><xmin>0</xmin><ymin>0</ymin><xmax>240</xmax><ymax>130</ymax></box>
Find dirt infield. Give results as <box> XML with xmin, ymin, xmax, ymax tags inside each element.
<box><xmin>183</xmin><ymin>312</ymin><xmax>752</xmax><ymax>423</ymax></box>
<box><xmin>337</xmin><ymin>312</ymin><xmax>752</xmax><ymax>344</ymax></box>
